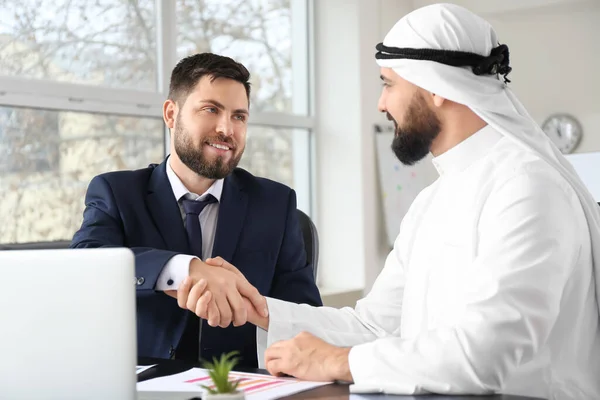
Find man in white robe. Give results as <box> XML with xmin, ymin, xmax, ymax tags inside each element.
<box><xmin>177</xmin><ymin>3</ymin><xmax>600</xmax><ymax>398</ymax></box>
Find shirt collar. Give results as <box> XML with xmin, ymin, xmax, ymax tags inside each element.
<box><xmin>431</xmin><ymin>124</ymin><xmax>503</xmax><ymax>176</ymax></box>
<box><xmin>166</xmin><ymin>158</ymin><xmax>224</xmax><ymax>202</ymax></box>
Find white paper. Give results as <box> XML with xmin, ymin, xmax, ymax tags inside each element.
<box><xmin>136</xmin><ymin>367</ymin><xmax>330</xmax><ymax>400</ymax></box>
<box><xmin>136</xmin><ymin>365</ymin><xmax>157</xmax><ymax>375</ymax></box>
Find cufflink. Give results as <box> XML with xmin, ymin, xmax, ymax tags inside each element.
<box><xmin>167</xmin><ymin>279</ymin><xmax>174</xmax><ymax>286</ymax></box>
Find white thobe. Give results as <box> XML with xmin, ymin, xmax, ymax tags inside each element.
<box><xmin>257</xmin><ymin>126</ymin><xmax>600</xmax><ymax>399</ymax></box>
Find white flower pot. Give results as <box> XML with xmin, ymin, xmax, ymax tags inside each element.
<box><xmin>203</xmin><ymin>391</ymin><xmax>245</xmax><ymax>400</ymax></box>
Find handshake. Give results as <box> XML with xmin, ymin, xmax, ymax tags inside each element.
<box><xmin>165</xmin><ymin>257</ymin><xmax>269</xmax><ymax>330</ymax></box>
<box><xmin>166</xmin><ymin>256</ymin><xmax>352</xmax><ymax>382</ymax></box>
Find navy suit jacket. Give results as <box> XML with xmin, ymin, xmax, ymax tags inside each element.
<box><xmin>71</xmin><ymin>159</ymin><xmax>322</xmax><ymax>367</ymax></box>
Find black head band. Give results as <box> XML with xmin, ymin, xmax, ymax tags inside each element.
<box><xmin>375</xmin><ymin>42</ymin><xmax>512</xmax><ymax>83</ymax></box>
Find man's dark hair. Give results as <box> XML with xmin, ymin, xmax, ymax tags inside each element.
<box><xmin>168</xmin><ymin>52</ymin><xmax>251</xmax><ymax>105</ymax></box>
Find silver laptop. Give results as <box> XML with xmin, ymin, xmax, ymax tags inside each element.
<box><xmin>0</xmin><ymin>248</ymin><xmax>137</xmax><ymax>400</ymax></box>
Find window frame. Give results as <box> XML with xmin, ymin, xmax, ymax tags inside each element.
<box><xmin>0</xmin><ymin>0</ymin><xmax>316</xmax><ymax>245</ymax></box>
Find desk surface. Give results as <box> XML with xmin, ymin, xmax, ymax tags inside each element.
<box><xmin>137</xmin><ymin>357</ymin><xmax>545</xmax><ymax>400</ymax></box>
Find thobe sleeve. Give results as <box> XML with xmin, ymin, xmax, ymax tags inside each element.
<box><xmin>349</xmin><ymin>170</ymin><xmax>582</xmax><ymax>395</ymax></box>
<box><xmin>257</xmin><ymin>238</ymin><xmax>408</xmax><ymax>367</ymax></box>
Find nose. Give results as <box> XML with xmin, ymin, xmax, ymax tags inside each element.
<box><xmin>377</xmin><ymin>91</ymin><xmax>386</xmax><ymax>113</ymax></box>
<box><xmin>216</xmin><ymin>113</ymin><xmax>234</xmax><ymax>137</ymax></box>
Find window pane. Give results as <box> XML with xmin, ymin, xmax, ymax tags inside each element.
<box><xmin>176</xmin><ymin>0</ymin><xmax>307</xmax><ymax>114</ymax></box>
<box><xmin>0</xmin><ymin>0</ymin><xmax>157</xmax><ymax>90</ymax></box>
<box><xmin>238</xmin><ymin>126</ymin><xmax>306</xmax><ymax>190</ymax></box>
<box><xmin>0</xmin><ymin>106</ymin><xmax>164</xmax><ymax>244</ymax></box>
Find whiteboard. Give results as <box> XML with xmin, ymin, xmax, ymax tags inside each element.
<box><xmin>565</xmin><ymin>151</ymin><xmax>600</xmax><ymax>202</ymax></box>
<box><xmin>374</xmin><ymin>124</ymin><xmax>440</xmax><ymax>248</ymax></box>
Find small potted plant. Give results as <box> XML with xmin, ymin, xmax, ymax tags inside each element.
<box><xmin>201</xmin><ymin>351</ymin><xmax>245</xmax><ymax>400</ymax></box>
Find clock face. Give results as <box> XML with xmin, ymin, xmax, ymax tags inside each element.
<box><xmin>541</xmin><ymin>114</ymin><xmax>582</xmax><ymax>154</ymax></box>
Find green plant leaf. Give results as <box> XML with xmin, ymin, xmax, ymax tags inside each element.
<box><xmin>200</xmin><ymin>384</ymin><xmax>219</xmax><ymax>395</ymax></box>
<box><xmin>201</xmin><ymin>351</ymin><xmax>242</xmax><ymax>394</ymax></box>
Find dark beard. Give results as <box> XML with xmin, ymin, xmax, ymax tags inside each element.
<box><xmin>173</xmin><ymin>116</ymin><xmax>243</xmax><ymax>179</ymax></box>
<box><xmin>389</xmin><ymin>93</ymin><xmax>441</xmax><ymax>166</ymax></box>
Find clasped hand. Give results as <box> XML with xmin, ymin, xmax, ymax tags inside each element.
<box><xmin>172</xmin><ymin>257</ymin><xmax>268</xmax><ymax>328</ymax></box>
<box><xmin>170</xmin><ymin>258</ymin><xmax>353</xmax><ymax>383</ymax></box>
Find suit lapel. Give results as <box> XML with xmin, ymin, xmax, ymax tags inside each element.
<box><xmin>211</xmin><ymin>173</ymin><xmax>247</xmax><ymax>261</ymax></box>
<box><xmin>146</xmin><ymin>159</ymin><xmax>190</xmax><ymax>253</ymax></box>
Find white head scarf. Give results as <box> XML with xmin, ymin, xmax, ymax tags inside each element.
<box><xmin>376</xmin><ymin>3</ymin><xmax>600</xmax><ymax>313</ymax></box>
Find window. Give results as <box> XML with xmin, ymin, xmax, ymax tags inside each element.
<box><xmin>0</xmin><ymin>107</ymin><xmax>60</xmax><ymax>174</ymax></box>
<box><xmin>0</xmin><ymin>0</ymin><xmax>157</xmax><ymax>90</ymax></box>
<box><xmin>0</xmin><ymin>0</ymin><xmax>314</xmax><ymax>245</ymax></box>
<box><xmin>176</xmin><ymin>0</ymin><xmax>305</xmax><ymax>114</ymax></box>
<box><xmin>0</xmin><ymin>107</ymin><xmax>164</xmax><ymax>244</ymax></box>
<box><xmin>238</xmin><ymin>126</ymin><xmax>310</xmax><ymax>190</ymax></box>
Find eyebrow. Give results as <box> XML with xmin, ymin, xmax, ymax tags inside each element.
<box><xmin>199</xmin><ymin>99</ymin><xmax>249</xmax><ymax>115</ymax></box>
<box><xmin>380</xmin><ymin>75</ymin><xmax>391</xmax><ymax>82</ymax></box>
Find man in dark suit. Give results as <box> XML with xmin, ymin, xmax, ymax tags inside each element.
<box><xmin>71</xmin><ymin>53</ymin><xmax>322</xmax><ymax>368</ymax></box>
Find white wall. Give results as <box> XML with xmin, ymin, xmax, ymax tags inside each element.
<box><xmin>314</xmin><ymin>0</ymin><xmax>414</xmax><ymax>301</ymax></box>
<box><xmin>313</xmin><ymin>0</ymin><xmax>367</xmax><ymax>294</ymax></box>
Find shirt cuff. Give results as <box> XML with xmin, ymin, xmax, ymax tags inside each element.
<box><xmin>155</xmin><ymin>255</ymin><xmax>197</xmax><ymax>291</ymax></box>
<box><xmin>348</xmin><ymin>340</ymin><xmax>423</xmax><ymax>395</ymax></box>
<box><xmin>348</xmin><ymin>342</ymin><xmax>374</xmax><ymax>385</ymax></box>
<box><xmin>348</xmin><ymin>342</ymin><xmax>394</xmax><ymax>394</ymax></box>
<box><xmin>256</xmin><ymin>297</ymin><xmax>297</xmax><ymax>368</ymax></box>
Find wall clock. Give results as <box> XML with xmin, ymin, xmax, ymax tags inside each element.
<box><xmin>541</xmin><ymin>114</ymin><xmax>582</xmax><ymax>154</ymax></box>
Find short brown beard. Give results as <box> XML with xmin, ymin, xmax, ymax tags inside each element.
<box><xmin>173</xmin><ymin>113</ymin><xmax>244</xmax><ymax>179</ymax></box>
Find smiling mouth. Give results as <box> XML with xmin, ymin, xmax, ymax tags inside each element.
<box><xmin>207</xmin><ymin>143</ymin><xmax>232</xmax><ymax>151</ymax></box>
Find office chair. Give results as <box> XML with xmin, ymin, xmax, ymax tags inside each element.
<box><xmin>297</xmin><ymin>209</ymin><xmax>319</xmax><ymax>280</ymax></box>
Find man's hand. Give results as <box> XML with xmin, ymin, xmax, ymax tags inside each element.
<box><xmin>175</xmin><ymin>258</ymin><xmax>268</xmax><ymax>328</ymax></box>
<box><xmin>264</xmin><ymin>332</ymin><xmax>353</xmax><ymax>382</ymax></box>
<box><xmin>205</xmin><ymin>257</ymin><xmax>270</xmax><ymax>330</ymax></box>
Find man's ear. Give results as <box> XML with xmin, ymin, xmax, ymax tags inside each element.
<box><xmin>431</xmin><ymin>93</ymin><xmax>446</xmax><ymax>108</ymax></box>
<box><xmin>163</xmin><ymin>99</ymin><xmax>177</xmax><ymax>129</ymax></box>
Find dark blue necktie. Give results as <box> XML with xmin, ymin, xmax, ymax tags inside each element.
<box><xmin>181</xmin><ymin>195</ymin><xmax>218</xmax><ymax>259</ymax></box>
<box><xmin>176</xmin><ymin>194</ymin><xmax>218</xmax><ymax>362</ymax></box>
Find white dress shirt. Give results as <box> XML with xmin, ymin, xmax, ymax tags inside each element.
<box><xmin>257</xmin><ymin>125</ymin><xmax>600</xmax><ymax>399</ymax></box>
<box><xmin>155</xmin><ymin>160</ymin><xmax>224</xmax><ymax>291</ymax></box>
